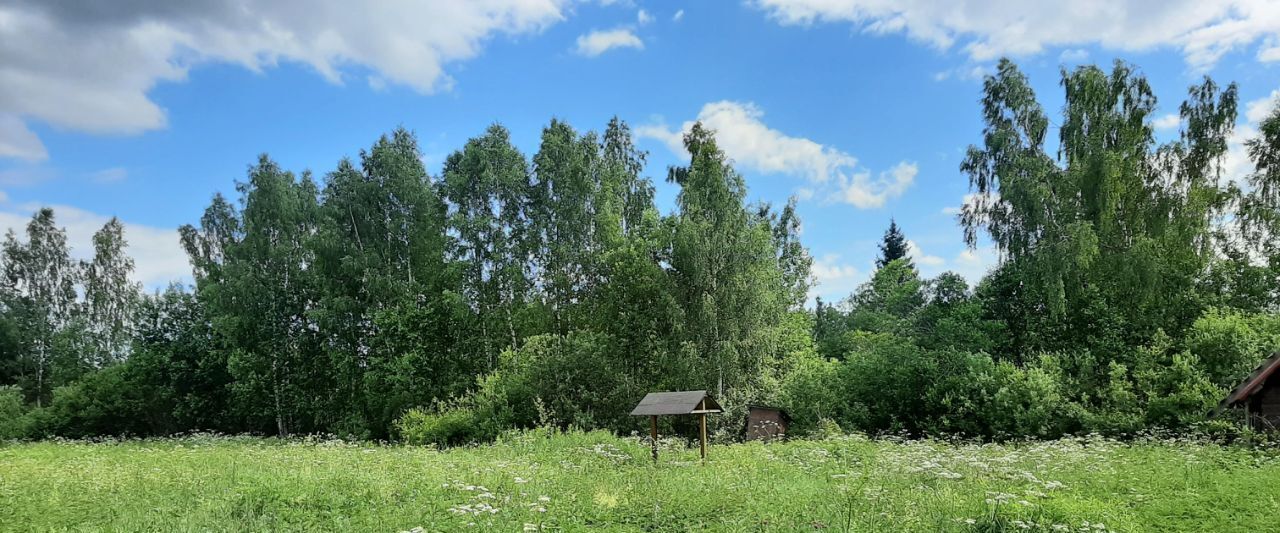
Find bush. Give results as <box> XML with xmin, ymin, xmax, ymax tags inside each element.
<box><xmin>1138</xmin><ymin>352</ymin><xmax>1223</xmax><ymax>429</ymax></box>
<box><xmin>1185</xmin><ymin>309</ymin><xmax>1276</xmax><ymax>388</ymax></box>
<box><xmin>0</xmin><ymin>385</ymin><xmax>26</xmax><ymax>438</ymax></box>
<box><xmin>395</xmin><ymin>404</ymin><xmax>480</xmax><ymax>447</ymax></box>
<box><xmin>779</xmin><ymin>355</ymin><xmax>842</xmax><ymax>435</ymax></box>
<box><xmin>986</xmin><ymin>363</ymin><xmax>1083</xmax><ymax>438</ymax></box>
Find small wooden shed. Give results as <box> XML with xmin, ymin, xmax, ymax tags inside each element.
<box><xmin>630</xmin><ymin>390</ymin><xmax>723</xmax><ymax>460</ymax></box>
<box><xmin>1211</xmin><ymin>351</ymin><xmax>1280</xmax><ymax>430</ymax></box>
<box><xmin>745</xmin><ymin>406</ymin><xmax>790</xmax><ymax>441</ymax></box>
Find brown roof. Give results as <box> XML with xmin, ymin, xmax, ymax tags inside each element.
<box><xmin>630</xmin><ymin>390</ymin><xmax>723</xmax><ymax>416</ymax></box>
<box><xmin>747</xmin><ymin>405</ymin><xmax>791</xmax><ymax>422</ymax></box>
<box><xmin>1211</xmin><ymin>351</ymin><xmax>1280</xmax><ymax>417</ymax></box>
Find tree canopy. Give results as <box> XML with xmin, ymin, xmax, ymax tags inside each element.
<box><xmin>1</xmin><ymin>58</ymin><xmax>1278</xmax><ymax>443</ymax></box>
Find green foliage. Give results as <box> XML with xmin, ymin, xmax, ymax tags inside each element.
<box><xmin>395</xmin><ymin>405</ymin><xmax>483</xmax><ymax>447</ymax></box>
<box><xmin>5</xmin><ymin>59</ymin><xmax>1280</xmax><ymax>444</ymax></box>
<box><xmin>1184</xmin><ymin>308</ymin><xmax>1280</xmax><ymax>387</ymax></box>
<box><xmin>876</xmin><ymin>218</ymin><xmax>911</xmax><ymax>269</ymax></box>
<box><xmin>1138</xmin><ymin>352</ymin><xmax>1223</xmax><ymax>429</ymax></box>
<box><xmin>0</xmin><ymin>385</ymin><xmax>25</xmax><ymax>438</ymax></box>
<box><xmin>961</xmin><ymin>60</ymin><xmax>1239</xmax><ymax>352</ymax></box>
<box><xmin>779</xmin><ymin>354</ymin><xmax>842</xmax><ymax>434</ymax></box>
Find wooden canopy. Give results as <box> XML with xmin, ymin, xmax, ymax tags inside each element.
<box><xmin>630</xmin><ymin>390</ymin><xmax>722</xmax><ymax>461</ymax></box>
<box><xmin>1211</xmin><ymin>351</ymin><xmax>1280</xmax><ymax>417</ymax></box>
<box><xmin>630</xmin><ymin>390</ymin><xmax>723</xmax><ymax>416</ymax></box>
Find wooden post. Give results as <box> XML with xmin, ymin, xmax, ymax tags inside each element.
<box><xmin>699</xmin><ymin>412</ymin><xmax>707</xmax><ymax>460</ymax></box>
<box><xmin>650</xmin><ymin>415</ymin><xmax>658</xmax><ymax>462</ymax></box>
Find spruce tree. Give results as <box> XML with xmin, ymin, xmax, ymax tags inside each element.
<box><xmin>877</xmin><ymin>218</ymin><xmax>911</xmax><ymax>269</ymax></box>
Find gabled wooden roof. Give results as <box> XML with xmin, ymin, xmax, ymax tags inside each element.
<box><xmin>1212</xmin><ymin>351</ymin><xmax>1280</xmax><ymax>417</ymax></box>
<box><xmin>630</xmin><ymin>390</ymin><xmax>723</xmax><ymax>416</ymax></box>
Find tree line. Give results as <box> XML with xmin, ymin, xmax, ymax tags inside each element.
<box><xmin>1</xmin><ymin>59</ymin><xmax>1278</xmax><ymax>442</ymax></box>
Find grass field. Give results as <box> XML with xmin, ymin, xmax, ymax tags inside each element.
<box><xmin>2</xmin><ymin>430</ymin><xmax>1278</xmax><ymax>532</ymax></box>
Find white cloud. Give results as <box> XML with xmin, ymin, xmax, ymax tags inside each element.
<box><xmin>0</xmin><ymin>114</ymin><xmax>47</xmax><ymax>162</ymax></box>
<box><xmin>832</xmin><ymin>162</ymin><xmax>916</xmax><ymax>209</ymax></box>
<box><xmin>753</xmin><ymin>0</ymin><xmax>1280</xmax><ymax>70</ymax></box>
<box><xmin>0</xmin><ymin>0</ymin><xmax>569</xmax><ymax>160</ymax></box>
<box><xmin>574</xmin><ymin>28</ymin><xmax>644</xmax><ymax>56</ymax></box>
<box><xmin>810</xmin><ymin>253</ymin><xmax>863</xmax><ymax>303</ymax></box>
<box><xmin>0</xmin><ymin>202</ymin><xmax>189</xmax><ymax>287</ymax></box>
<box><xmin>637</xmin><ymin>101</ymin><xmax>916</xmax><ymax>208</ymax></box>
<box><xmin>934</xmin><ymin>64</ymin><xmax>992</xmax><ymax>82</ymax></box>
<box><xmin>673</xmin><ymin>9</ymin><xmax>685</xmax><ymax>22</ymax></box>
<box><xmin>1223</xmin><ymin>90</ymin><xmax>1280</xmax><ymax>186</ymax></box>
<box><xmin>907</xmin><ymin>240</ymin><xmax>945</xmax><ymax>267</ymax></box>
<box><xmin>1152</xmin><ymin>113</ymin><xmax>1181</xmax><ymax>131</ymax></box>
<box><xmin>1245</xmin><ymin>89</ymin><xmax>1280</xmax><ymax>124</ymax></box>
<box><xmin>90</xmin><ymin>167</ymin><xmax>128</xmax><ymax>184</ymax></box>
<box><xmin>941</xmin><ymin>192</ymin><xmax>998</xmax><ymax>219</ymax></box>
<box><xmin>637</xmin><ymin>9</ymin><xmax>653</xmax><ymax>25</ymax></box>
<box><xmin>952</xmin><ymin>245</ymin><xmax>1000</xmax><ymax>285</ymax></box>
<box><xmin>1059</xmin><ymin>48</ymin><xmax>1089</xmax><ymax>62</ymax></box>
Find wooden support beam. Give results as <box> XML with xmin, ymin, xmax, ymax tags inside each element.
<box><xmin>650</xmin><ymin>415</ymin><xmax>658</xmax><ymax>462</ymax></box>
<box><xmin>699</xmin><ymin>412</ymin><xmax>707</xmax><ymax>461</ymax></box>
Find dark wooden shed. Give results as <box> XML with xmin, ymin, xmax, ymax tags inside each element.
<box><xmin>630</xmin><ymin>390</ymin><xmax>722</xmax><ymax>460</ymax></box>
<box><xmin>1211</xmin><ymin>351</ymin><xmax>1280</xmax><ymax>430</ymax></box>
<box><xmin>744</xmin><ymin>406</ymin><xmax>790</xmax><ymax>441</ymax></box>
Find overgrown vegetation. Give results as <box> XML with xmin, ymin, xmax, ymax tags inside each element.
<box><xmin>0</xmin><ymin>59</ymin><xmax>1278</xmax><ymax>444</ymax></box>
<box><xmin>2</xmin><ymin>431</ymin><xmax>1279</xmax><ymax>531</ymax></box>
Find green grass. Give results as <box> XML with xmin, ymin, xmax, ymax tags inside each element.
<box><xmin>1</xmin><ymin>430</ymin><xmax>1278</xmax><ymax>532</ymax></box>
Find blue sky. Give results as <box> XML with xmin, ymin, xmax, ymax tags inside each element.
<box><xmin>1</xmin><ymin>0</ymin><xmax>1279</xmax><ymax>303</ymax></box>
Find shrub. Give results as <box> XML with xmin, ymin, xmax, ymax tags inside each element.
<box><xmin>1138</xmin><ymin>352</ymin><xmax>1223</xmax><ymax>429</ymax></box>
<box><xmin>395</xmin><ymin>404</ymin><xmax>479</xmax><ymax>447</ymax></box>
<box><xmin>987</xmin><ymin>363</ymin><xmax>1082</xmax><ymax>438</ymax></box>
<box><xmin>779</xmin><ymin>354</ymin><xmax>842</xmax><ymax>435</ymax></box>
<box><xmin>1185</xmin><ymin>308</ymin><xmax>1275</xmax><ymax>388</ymax></box>
<box><xmin>0</xmin><ymin>385</ymin><xmax>26</xmax><ymax>438</ymax></box>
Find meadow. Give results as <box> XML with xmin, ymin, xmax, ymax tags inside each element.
<box><xmin>2</xmin><ymin>430</ymin><xmax>1278</xmax><ymax>532</ymax></box>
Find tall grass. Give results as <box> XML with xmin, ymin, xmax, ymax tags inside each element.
<box><xmin>1</xmin><ymin>430</ymin><xmax>1277</xmax><ymax>531</ymax></box>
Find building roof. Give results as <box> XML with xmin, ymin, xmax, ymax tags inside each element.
<box><xmin>1212</xmin><ymin>351</ymin><xmax>1280</xmax><ymax>417</ymax></box>
<box><xmin>747</xmin><ymin>405</ymin><xmax>792</xmax><ymax>422</ymax></box>
<box><xmin>630</xmin><ymin>390</ymin><xmax>723</xmax><ymax>416</ymax></box>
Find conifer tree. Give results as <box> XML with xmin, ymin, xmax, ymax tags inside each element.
<box><xmin>877</xmin><ymin>218</ymin><xmax>911</xmax><ymax>270</ymax></box>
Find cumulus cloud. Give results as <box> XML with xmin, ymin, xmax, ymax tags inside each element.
<box><xmin>933</xmin><ymin>64</ymin><xmax>992</xmax><ymax>82</ymax></box>
<box><xmin>951</xmin><ymin>245</ymin><xmax>1000</xmax><ymax>284</ymax></box>
<box><xmin>810</xmin><ymin>253</ymin><xmax>862</xmax><ymax>303</ymax></box>
<box><xmin>0</xmin><ymin>114</ymin><xmax>47</xmax><ymax>162</ymax></box>
<box><xmin>941</xmin><ymin>192</ymin><xmax>999</xmax><ymax>217</ymax></box>
<box><xmin>574</xmin><ymin>28</ymin><xmax>644</xmax><ymax>56</ymax></box>
<box><xmin>0</xmin><ymin>0</ymin><xmax>569</xmax><ymax>160</ymax></box>
<box><xmin>907</xmin><ymin>240</ymin><xmax>945</xmax><ymax>267</ymax></box>
<box><xmin>637</xmin><ymin>101</ymin><xmax>916</xmax><ymax>208</ymax></box>
<box><xmin>1223</xmin><ymin>90</ymin><xmax>1280</xmax><ymax>186</ymax></box>
<box><xmin>1059</xmin><ymin>48</ymin><xmax>1090</xmax><ymax>62</ymax></box>
<box><xmin>673</xmin><ymin>9</ymin><xmax>685</xmax><ymax>22</ymax></box>
<box><xmin>637</xmin><ymin>9</ymin><xmax>653</xmax><ymax>25</ymax></box>
<box><xmin>753</xmin><ymin>0</ymin><xmax>1280</xmax><ymax>70</ymax></box>
<box><xmin>1245</xmin><ymin>89</ymin><xmax>1280</xmax><ymax>124</ymax></box>
<box><xmin>0</xmin><ymin>202</ymin><xmax>189</xmax><ymax>287</ymax></box>
<box><xmin>1152</xmin><ymin>113</ymin><xmax>1181</xmax><ymax>131</ymax></box>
